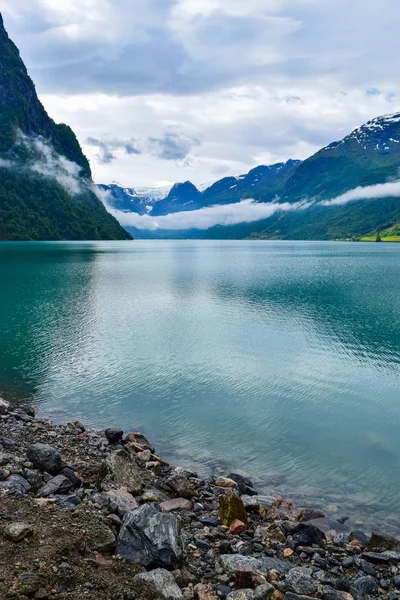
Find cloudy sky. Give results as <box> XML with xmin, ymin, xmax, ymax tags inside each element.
<box><xmin>2</xmin><ymin>0</ymin><xmax>400</xmax><ymax>188</ymax></box>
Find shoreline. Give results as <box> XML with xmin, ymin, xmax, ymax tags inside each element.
<box><xmin>1</xmin><ymin>398</ymin><xmax>400</xmax><ymax>600</ymax></box>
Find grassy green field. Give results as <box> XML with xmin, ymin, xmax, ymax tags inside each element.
<box><xmin>360</xmin><ymin>235</ymin><xmax>400</xmax><ymax>242</ymax></box>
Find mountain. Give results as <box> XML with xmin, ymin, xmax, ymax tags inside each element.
<box><xmin>98</xmin><ymin>183</ymin><xmax>170</xmax><ymax>215</ymax></box>
<box><xmin>150</xmin><ymin>181</ymin><xmax>202</xmax><ymax>216</ymax></box>
<box><xmin>201</xmin><ymin>160</ymin><xmax>301</xmax><ymax>207</ymax></box>
<box><xmin>100</xmin><ymin>160</ymin><xmax>302</xmax><ymax>220</ymax></box>
<box><xmin>278</xmin><ymin>114</ymin><xmax>400</xmax><ymax>204</ymax></box>
<box><xmin>109</xmin><ymin>113</ymin><xmax>400</xmax><ymax>241</ymax></box>
<box><xmin>0</xmin><ymin>13</ymin><xmax>131</xmax><ymax>241</ymax></box>
<box><xmin>240</xmin><ymin>113</ymin><xmax>400</xmax><ymax>240</ymax></box>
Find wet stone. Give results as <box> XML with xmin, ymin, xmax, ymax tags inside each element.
<box><xmin>105</xmin><ymin>428</ymin><xmax>123</xmax><ymax>444</ymax></box>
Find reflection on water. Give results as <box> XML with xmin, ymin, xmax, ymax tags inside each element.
<box><xmin>0</xmin><ymin>240</ymin><xmax>400</xmax><ymax>531</ymax></box>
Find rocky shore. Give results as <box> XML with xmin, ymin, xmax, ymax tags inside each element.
<box><xmin>0</xmin><ymin>398</ymin><xmax>399</xmax><ymax>600</ymax></box>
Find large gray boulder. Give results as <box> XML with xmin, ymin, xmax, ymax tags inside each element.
<box><xmin>131</xmin><ymin>569</ymin><xmax>183</xmax><ymax>600</ymax></box>
<box><xmin>26</xmin><ymin>443</ymin><xmax>62</xmax><ymax>475</ymax></box>
<box><xmin>117</xmin><ymin>503</ymin><xmax>185</xmax><ymax>568</ymax></box>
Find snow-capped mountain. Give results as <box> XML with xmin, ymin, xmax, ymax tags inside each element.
<box><xmin>101</xmin><ymin>112</ymin><xmax>400</xmax><ymax>241</ymax></box>
<box><xmin>98</xmin><ymin>183</ymin><xmax>171</xmax><ymax>215</ymax></box>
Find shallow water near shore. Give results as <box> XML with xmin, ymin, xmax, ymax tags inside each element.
<box><xmin>0</xmin><ymin>240</ymin><xmax>399</xmax><ymax>531</ymax></box>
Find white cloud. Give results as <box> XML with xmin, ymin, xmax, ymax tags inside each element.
<box><xmin>18</xmin><ymin>132</ymin><xmax>85</xmax><ymax>195</ymax></box>
<box><xmin>108</xmin><ymin>198</ymin><xmax>308</xmax><ymax>230</ymax></box>
<box><xmin>321</xmin><ymin>181</ymin><xmax>400</xmax><ymax>207</ymax></box>
<box><xmin>2</xmin><ymin>0</ymin><xmax>400</xmax><ymax>186</ymax></box>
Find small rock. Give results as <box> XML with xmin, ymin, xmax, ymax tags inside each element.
<box><xmin>200</xmin><ymin>516</ymin><xmax>219</xmax><ymax>527</ymax></box>
<box><xmin>0</xmin><ymin>474</ymin><xmax>31</xmax><ymax>494</ymax></box>
<box><xmin>287</xmin><ymin>523</ymin><xmax>326</xmax><ymax>548</ymax></box>
<box><xmin>349</xmin><ymin>530</ymin><xmax>370</xmax><ymax>545</ymax></box>
<box><xmin>100</xmin><ymin>449</ymin><xmax>144</xmax><ymax>495</ymax></box>
<box><xmin>220</xmin><ymin>555</ymin><xmax>292</xmax><ymax>576</ymax></box>
<box><xmin>0</xmin><ymin>397</ymin><xmax>10</xmax><ymax>414</ymax></box>
<box><xmin>284</xmin><ymin>594</ymin><xmax>316</xmax><ymax>600</ymax></box>
<box><xmin>285</xmin><ymin>568</ymin><xmax>317</xmax><ymax>597</ymax></box>
<box><xmin>137</xmin><ymin>449</ymin><xmax>151</xmax><ymax>462</ymax></box>
<box><xmin>228</xmin><ymin>473</ymin><xmax>258</xmax><ymax>495</ymax></box>
<box><xmin>351</xmin><ymin>576</ymin><xmax>378</xmax><ymax>596</ymax></box>
<box><xmin>368</xmin><ymin>531</ymin><xmax>400</xmax><ymax>552</ymax></box>
<box><xmin>241</xmin><ymin>496</ymin><xmax>276</xmax><ymax>510</ymax></box>
<box><xmin>142</xmin><ymin>490</ymin><xmax>163</xmax><ymax>503</ymax></box>
<box><xmin>60</xmin><ymin>467</ymin><xmax>81</xmax><ymax>488</ymax></box>
<box><xmin>87</xmin><ymin>522</ymin><xmax>117</xmax><ymax>553</ymax></box>
<box><xmin>24</xmin><ymin>468</ymin><xmax>43</xmax><ymax>490</ymax></box>
<box><xmin>132</xmin><ymin>568</ymin><xmax>183</xmax><ymax>599</ymax></box>
<box><xmin>215</xmin><ymin>476</ymin><xmax>238</xmax><ymax>488</ymax></box>
<box><xmin>161</xmin><ymin>498</ymin><xmax>193</xmax><ymax>512</ymax></box>
<box><xmin>26</xmin><ymin>443</ymin><xmax>62</xmax><ymax>475</ymax></box>
<box><xmin>283</xmin><ymin>549</ymin><xmax>294</xmax><ymax>557</ymax></box>
<box><xmin>10</xmin><ymin>573</ymin><xmax>42</xmax><ymax>596</ymax></box>
<box><xmin>125</xmin><ymin>431</ymin><xmax>155</xmax><ymax>453</ymax></box>
<box><xmin>166</xmin><ymin>471</ymin><xmax>197</xmax><ymax>499</ymax></box>
<box><xmin>194</xmin><ymin>583</ymin><xmax>220</xmax><ymax>600</ymax></box>
<box><xmin>37</xmin><ymin>474</ymin><xmax>73</xmax><ymax>497</ymax></box>
<box><xmin>230</xmin><ymin>519</ymin><xmax>247</xmax><ymax>534</ymax></box>
<box><xmin>105</xmin><ymin>428</ymin><xmax>124</xmax><ymax>444</ymax></box>
<box><xmin>0</xmin><ymin>436</ymin><xmax>19</xmax><ymax>448</ymax></box>
<box><xmin>106</xmin><ymin>487</ymin><xmax>139</xmax><ymax>515</ymax></box>
<box><xmin>219</xmin><ymin>491</ymin><xmax>248</xmax><ymax>527</ymax></box>
<box><xmin>253</xmin><ymin>584</ymin><xmax>275</xmax><ymax>600</ymax></box>
<box><xmin>227</xmin><ymin>591</ymin><xmax>255</xmax><ymax>599</ymax></box>
<box><xmin>4</xmin><ymin>522</ymin><xmax>34</xmax><ymax>542</ymax></box>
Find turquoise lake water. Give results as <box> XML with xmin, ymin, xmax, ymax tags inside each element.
<box><xmin>0</xmin><ymin>240</ymin><xmax>399</xmax><ymax>530</ymax></box>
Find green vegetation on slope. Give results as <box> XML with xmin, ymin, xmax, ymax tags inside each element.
<box><xmin>0</xmin><ymin>13</ymin><xmax>131</xmax><ymax>241</ymax></box>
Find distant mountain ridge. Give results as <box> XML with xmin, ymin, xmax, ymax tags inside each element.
<box><xmin>101</xmin><ymin>160</ymin><xmax>302</xmax><ymax>217</ymax></box>
<box><xmin>0</xmin><ymin>13</ymin><xmax>131</xmax><ymax>241</ymax></box>
<box><xmin>105</xmin><ymin>113</ymin><xmax>400</xmax><ymax>241</ymax></box>
<box><xmin>98</xmin><ymin>183</ymin><xmax>170</xmax><ymax>215</ymax></box>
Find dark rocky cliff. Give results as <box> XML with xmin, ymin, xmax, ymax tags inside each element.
<box><xmin>0</xmin><ymin>13</ymin><xmax>131</xmax><ymax>241</ymax></box>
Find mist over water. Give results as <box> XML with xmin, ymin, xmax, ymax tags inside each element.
<box><xmin>0</xmin><ymin>240</ymin><xmax>399</xmax><ymax>531</ymax></box>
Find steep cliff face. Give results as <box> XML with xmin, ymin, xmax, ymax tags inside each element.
<box><xmin>0</xmin><ymin>13</ymin><xmax>132</xmax><ymax>241</ymax></box>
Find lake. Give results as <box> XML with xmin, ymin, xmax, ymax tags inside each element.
<box><xmin>0</xmin><ymin>240</ymin><xmax>399</xmax><ymax>531</ymax></box>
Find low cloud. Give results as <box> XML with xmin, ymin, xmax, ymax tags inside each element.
<box><xmin>108</xmin><ymin>198</ymin><xmax>307</xmax><ymax>231</ymax></box>
<box><xmin>0</xmin><ymin>131</ymin><xmax>91</xmax><ymax>197</ymax></box>
<box><xmin>86</xmin><ymin>136</ymin><xmax>141</xmax><ymax>164</ymax></box>
<box><xmin>321</xmin><ymin>181</ymin><xmax>400</xmax><ymax>206</ymax></box>
<box><xmin>17</xmin><ymin>131</ymin><xmax>85</xmax><ymax>196</ymax></box>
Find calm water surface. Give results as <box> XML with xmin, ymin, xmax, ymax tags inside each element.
<box><xmin>0</xmin><ymin>241</ymin><xmax>399</xmax><ymax>530</ymax></box>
